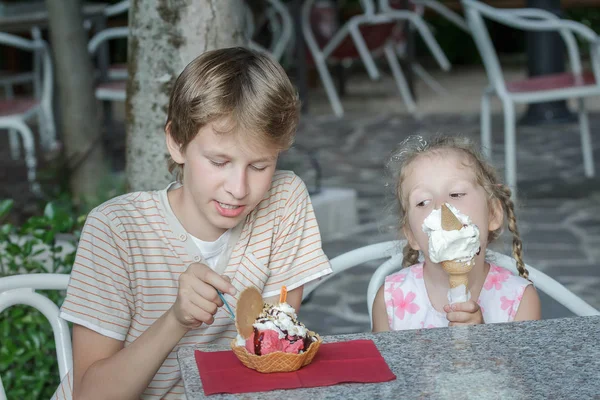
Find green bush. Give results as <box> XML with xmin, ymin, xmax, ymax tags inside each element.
<box><xmin>0</xmin><ymin>199</ymin><xmax>84</xmax><ymax>399</ymax></box>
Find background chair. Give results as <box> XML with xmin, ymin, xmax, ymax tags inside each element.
<box><xmin>462</xmin><ymin>0</ymin><xmax>599</xmax><ymax>196</ymax></box>
<box><xmin>0</xmin><ymin>29</ymin><xmax>56</xmax><ymax>193</ymax></box>
<box><xmin>0</xmin><ymin>274</ymin><xmax>72</xmax><ymax>400</ymax></box>
<box><xmin>88</xmin><ymin>26</ymin><xmax>128</xmax><ymax>103</ymax></box>
<box><xmin>245</xmin><ymin>0</ymin><xmax>293</xmax><ymax>62</ymax></box>
<box><xmin>302</xmin><ymin>0</ymin><xmax>450</xmax><ymax>117</ymax></box>
<box><xmin>366</xmin><ymin>242</ymin><xmax>600</xmax><ymax>329</ymax></box>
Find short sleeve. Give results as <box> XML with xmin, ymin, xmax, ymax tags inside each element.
<box><xmin>263</xmin><ymin>175</ymin><xmax>332</xmax><ymax>297</ymax></box>
<box><xmin>59</xmin><ymin>210</ymin><xmax>133</xmax><ymax>341</ymax></box>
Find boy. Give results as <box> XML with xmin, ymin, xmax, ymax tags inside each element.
<box><xmin>52</xmin><ymin>47</ymin><xmax>332</xmax><ymax>399</ymax></box>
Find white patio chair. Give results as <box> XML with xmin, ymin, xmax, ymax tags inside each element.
<box><xmin>245</xmin><ymin>0</ymin><xmax>293</xmax><ymax>62</ymax></box>
<box><xmin>380</xmin><ymin>0</ymin><xmax>470</xmax><ymax>95</ymax></box>
<box><xmin>462</xmin><ymin>0</ymin><xmax>599</xmax><ymax>197</ymax></box>
<box><xmin>0</xmin><ymin>30</ymin><xmax>57</xmax><ymax>193</ymax></box>
<box><xmin>0</xmin><ymin>274</ymin><xmax>72</xmax><ymax>400</ymax></box>
<box><xmin>366</xmin><ymin>242</ymin><xmax>600</xmax><ymax>329</ymax></box>
<box><xmin>302</xmin><ymin>0</ymin><xmax>450</xmax><ymax>117</ymax></box>
<box><xmin>88</xmin><ymin>26</ymin><xmax>128</xmax><ymax>103</ymax></box>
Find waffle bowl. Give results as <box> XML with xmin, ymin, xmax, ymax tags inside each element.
<box><xmin>230</xmin><ymin>333</ymin><xmax>322</xmax><ymax>373</ymax></box>
<box><xmin>230</xmin><ymin>286</ymin><xmax>322</xmax><ymax>373</ymax></box>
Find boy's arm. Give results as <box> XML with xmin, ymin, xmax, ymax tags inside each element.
<box><xmin>372</xmin><ymin>285</ymin><xmax>391</xmax><ymax>332</ymax></box>
<box><xmin>73</xmin><ymin>310</ymin><xmax>188</xmax><ymax>400</ymax></box>
<box><xmin>72</xmin><ymin>263</ymin><xmax>235</xmax><ymax>399</ymax></box>
<box><xmin>514</xmin><ymin>285</ymin><xmax>542</xmax><ymax>321</ymax></box>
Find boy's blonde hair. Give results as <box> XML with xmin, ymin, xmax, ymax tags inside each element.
<box><xmin>387</xmin><ymin>135</ymin><xmax>529</xmax><ymax>279</ymax></box>
<box><xmin>166</xmin><ymin>47</ymin><xmax>300</xmax><ymax>179</ymax></box>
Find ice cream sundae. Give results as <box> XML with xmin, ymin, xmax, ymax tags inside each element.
<box><xmin>422</xmin><ymin>203</ymin><xmax>480</xmax><ymax>304</ymax></box>
<box><xmin>231</xmin><ymin>286</ymin><xmax>321</xmax><ymax>373</ymax></box>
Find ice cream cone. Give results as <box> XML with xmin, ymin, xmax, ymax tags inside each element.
<box><xmin>230</xmin><ymin>334</ymin><xmax>322</xmax><ymax>373</ymax></box>
<box><xmin>440</xmin><ymin>205</ymin><xmax>473</xmax><ymax>297</ymax></box>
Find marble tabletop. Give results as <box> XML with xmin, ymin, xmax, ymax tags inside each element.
<box><xmin>178</xmin><ymin>316</ymin><xmax>600</xmax><ymax>399</ymax></box>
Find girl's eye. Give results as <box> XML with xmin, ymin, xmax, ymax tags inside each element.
<box><xmin>450</xmin><ymin>192</ymin><xmax>466</xmax><ymax>198</ymax></box>
<box><xmin>416</xmin><ymin>199</ymin><xmax>430</xmax><ymax>207</ymax></box>
<box><xmin>210</xmin><ymin>160</ymin><xmax>227</xmax><ymax>168</ymax></box>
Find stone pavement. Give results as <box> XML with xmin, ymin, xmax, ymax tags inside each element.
<box><xmin>292</xmin><ymin>67</ymin><xmax>600</xmax><ymax>335</ymax></box>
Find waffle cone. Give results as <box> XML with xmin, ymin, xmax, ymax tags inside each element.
<box><xmin>441</xmin><ymin>260</ymin><xmax>473</xmax><ymax>288</ymax></box>
<box><xmin>230</xmin><ymin>334</ymin><xmax>322</xmax><ymax>373</ymax></box>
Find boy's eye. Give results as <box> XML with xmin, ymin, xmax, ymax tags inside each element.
<box><xmin>251</xmin><ymin>164</ymin><xmax>268</xmax><ymax>171</ymax></box>
<box><xmin>450</xmin><ymin>193</ymin><xmax>466</xmax><ymax>198</ymax></box>
<box><xmin>210</xmin><ymin>160</ymin><xmax>227</xmax><ymax>168</ymax></box>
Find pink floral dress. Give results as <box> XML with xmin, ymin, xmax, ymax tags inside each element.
<box><xmin>384</xmin><ymin>263</ymin><xmax>531</xmax><ymax>330</ymax></box>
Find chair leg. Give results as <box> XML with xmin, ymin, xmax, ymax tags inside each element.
<box><xmin>502</xmin><ymin>100</ymin><xmax>517</xmax><ymax>198</ymax></box>
<box><xmin>383</xmin><ymin>43</ymin><xmax>416</xmax><ymax>114</ymax></box>
<box><xmin>314</xmin><ymin>57</ymin><xmax>344</xmax><ymax>117</ymax></box>
<box><xmin>481</xmin><ymin>90</ymin><xmax>492</xmax><ymax>160</ymax></box>
<box><xmin>8</xmin><ymin>129</ymin><xmax>21</xmax><ymax>160</ymax></box>
<box><xmin>9</xmin><ymin>119</ymin><xmax>39</xmax><ymax>194</ymax></box>
<box><xmin>577</xmin><ymin>98</ymin><xmax>595</xmax><ymax>178</ymax></box>
<box><xmin>411</xmin><ymin>63</ymin><xmax>447</xmax><ymax>95</ymax></box>
<box><xmin>349</xmin><ymin>27</ymin><xmax>380</xmax><ymax>81</ymax></box>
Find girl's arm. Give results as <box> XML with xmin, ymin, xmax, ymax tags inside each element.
<box><xmin>514</xmin><ymin>285</ymin><xmax>542</xmax><ymax>321</ymax></box>
<box><xmin>372</xmin><ymin>285</ymin><xmax>391</xmax><ymax>332</ymax></box>
<box><xmin>72</xmin><ymin>309</ymin><xmax>188</xmax><ymax>400</ymax></box>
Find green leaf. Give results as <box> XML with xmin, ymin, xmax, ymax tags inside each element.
<box><xmin>0</xmin><ymin>199</ymin><xmax>14</xmax><ymax>219</ymax></box>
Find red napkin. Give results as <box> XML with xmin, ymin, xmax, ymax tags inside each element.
<box><xmin>195</xmin><ymin>339</ymin><xmax>396</xmax><ymax>395</ymax></box>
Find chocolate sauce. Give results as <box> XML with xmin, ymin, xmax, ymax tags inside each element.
<box><xmin>253</xmin><ymin>327</ymin><xmax>264</xmax><ymax>355</ymax></box>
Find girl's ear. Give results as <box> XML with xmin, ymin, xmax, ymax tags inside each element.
<box><xmin>488</xmin><ymin>198</ymin><xmax>504</xmax><ymax>232</ymax></box>
<box><xmin>165</xmin><ymin>122</ymin><xmax>185</xmax><ymax>164</ymax></box>
<box><xmin>402</xmin><ymin>224</ymin><xmax>421</xmax><ymax>251</ymax></box>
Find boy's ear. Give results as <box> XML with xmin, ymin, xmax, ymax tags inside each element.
<box><xmin>402</xmin><ymin>224</ymin><xmax>421</xmax><ymax>251</ymax></box>
<box><xmin>165</xmin><ymin>122</ymin><xmax>185</xmax><ymax>164</ymax></box>
<box><xmin>488</xmin><ymin>198</ymin><xmax>504</xmax><ymax>232</ymax></box>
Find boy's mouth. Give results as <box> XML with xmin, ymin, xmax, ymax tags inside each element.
<box><xmin>215</xmin><ymin>201</ymin><xmax>245</xmax><ymax>217</ymax></box>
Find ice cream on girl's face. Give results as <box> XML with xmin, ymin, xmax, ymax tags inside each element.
<box><xmin>422</xmin><ymin>203</ymin><xmax>480</xmax><ymax>264</ymax></box>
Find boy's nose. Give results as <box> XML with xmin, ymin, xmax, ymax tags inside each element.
<box><xmin>224</xmin><ymin>169</ymin><xmax>249</xmax><ymax>200</ymax></box>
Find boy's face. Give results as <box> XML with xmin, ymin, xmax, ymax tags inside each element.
<box><xmin>167</xmin><ymin>118</ymin><xmax>279</xmax><ymax>241</ymax></box>
<box><xmin>402</xmin><ymin>150</ymin><xmax>503</xmax><ymax>263</ymax></box>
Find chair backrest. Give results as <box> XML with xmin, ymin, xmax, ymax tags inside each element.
<box><xmin>303</xmin><ymin>240</ymin><xmax>405</xmax><ymax>300</ymax></box>
<box><xmin>0</xmin><ymin>29</ymin><xmax>53</xmax><ymax>115</ymax></box>
<box><xmin>105</xmin><ymin>0</ymin><xmax>129</xmax><ymax>18</ymax></box>
<box><xmin>88</xmin><ymin>26</ymin><xmax>129</xmax><ymax>56</ymax></box>
<box><xmin>367</xmin><ymin>244</ymin><xmax>600</xmax><ymax>329</ymax></box>
<box><xmin>0</xmin><ymin>274</ymin><xmax>72</xmax><ymax>400</ymax></box>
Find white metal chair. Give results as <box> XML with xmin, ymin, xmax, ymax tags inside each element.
<box><xmin>245</xmin><ymin>0</ymin><xmax>293</xmax><ymax>62</ymax></box>
<box><xmin>0</xmin><ymin>274</ymin><xmax>72</xmax><ymax>400</ymax></box>
<box><xmin>462</xmin><ymin>0</ymin><xmax>599</xmax><ymax>196</ymax></box>
<box><xmin>302</xmin><ymin>0</ymin><xmax>450</xmax><ymax>117</ymax></box>
<box><xmin>366</xmin><ymin>242</ymin><xmax>600</xmax><ymax>329</ymax></box>
<box><xmin>88</xmin><ymin>26</ymin><xmax>128</xmax><ymax>102</ymax></box>
<box><xmin>0</xmin><ymin>30</ymin><xmax>57</xmax><ymax>193</ymax></box>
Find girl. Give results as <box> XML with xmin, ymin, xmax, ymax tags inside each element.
<box><xmin>372</xmin><ymin>135</ymin><xmax>541</xmax><ymax>331</ymax></box>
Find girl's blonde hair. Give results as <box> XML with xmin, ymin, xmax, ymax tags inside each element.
<box><xmin>387</xmin><ymin>135</ymin><xmax>528</xmax><ymax>279</ymax></box>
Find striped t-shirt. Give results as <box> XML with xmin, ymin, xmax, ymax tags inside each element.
<box><xmin>51</xmin><ymin>171</ymin><xmax>332</xmax><ymax>399</ymax></box>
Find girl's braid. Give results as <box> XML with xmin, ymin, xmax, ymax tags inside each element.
<box><xmin>402</xmin><ymin>244</ymin><xmax>420</xmax><ymax>268</ymax></box>
<box><xmin>495</xmin><ymin>184</ymin><xmax>529</xmax><ymax>279</ymax></box>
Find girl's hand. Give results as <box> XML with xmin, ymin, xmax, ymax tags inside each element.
<box><xmin>170</xmin><ymin>263</ymin><xmax>237</xmax><ymax>330</ymax></box>
<box><xmin>444</xmin><ymin>301</ymin><xmax>484</xmax><ymax>326</ymax></box>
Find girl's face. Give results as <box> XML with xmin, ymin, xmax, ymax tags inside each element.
<box><xmin>401</xmin><ymin>150</ymin><xmax>503</xmax><ymax>263</ymax></box>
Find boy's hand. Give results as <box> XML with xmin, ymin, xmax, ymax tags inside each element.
<box><xmin>444</xmin><ymin>301</ymin><xmax>484</xmax><ymax>326</ymax></box>
<box><xmin>171</xmin><ymin>263</ymin><xmax>237</xmax><ymax>330</ymax></box>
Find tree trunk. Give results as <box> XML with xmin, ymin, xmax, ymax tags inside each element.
<box><xmin>45</xmin><ymin>0</ymin><xmax>107</xmax><ymax>200</ymax></box>
<box><xmin>126</xmin><ymin>0</ymin><xmax>246</xmax><ymax>191</ymax></box>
